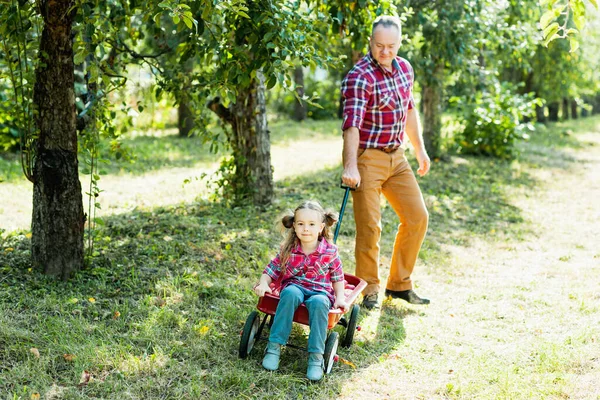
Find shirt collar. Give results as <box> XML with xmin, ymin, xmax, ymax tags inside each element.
<box><xmin>292</xmin><ymin>238</ymin><xmax>328</xmax><ymax>255</ymax></box>
<box><xmin>367</xmin><ymin>51</ymin><xmax>400</xmax><ymax>75</ymax></box>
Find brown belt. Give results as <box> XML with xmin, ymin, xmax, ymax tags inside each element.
<box><xmin>379</xmin><ymin>146</ymin><xmax>399</xmax><ymax>153</ymax></box>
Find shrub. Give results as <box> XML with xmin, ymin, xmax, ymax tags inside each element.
<box><xmin>453</xmin><ymin>81</ymin><xmax>539</xmax><ymax>159</ymax></box>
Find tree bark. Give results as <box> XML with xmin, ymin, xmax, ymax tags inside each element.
<box><xmin>209</xmin><ymin>70</ymin><xmax>273</xmax><ymax>206</ymax></box>
<box><xmin>535</xmin><ymin>104</ymin><xmax>546</xmax><ymax>123</ymax></box>
<box><xmin>178</xmin><ymin>60</ymin><xmax>195</xmax><ymax>137</ymax></box>
<box><xmin>548</xmin><ymin>102</ymin><xmax>559</xmax><ymax>122</ymax></box>
<box><xmin>562</xmin><ymin>97</ymin><xmax>570</xmax><ymax>120</ymax></box>
<box><xmin>421</xmin><ymin>61</ymin><xmax>444</xmax><ymax>158</ymax></box>
<box><xmin>178</xmin><ymin>99</ymin><xmax>194</xmax><ymax>137</ymax></box>
<box><xmin>293</xmin><ymin>66</ymin><xmax>306</xmax><ymax>121</ymax></box>
<box><xmin>570</xmin><ymin>99</ymin><xmax>578</xmax><ymax>119</ymax></box>
<box><xmin>32</xmin><ymin>0</ymin><xmax>84</xmax><ymax>279</ymax></box>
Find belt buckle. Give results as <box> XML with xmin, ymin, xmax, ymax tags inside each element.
<box><xmin>382</xmin><ymin>145</ymin><xmax>397</xmax><ymax>153</ymax></box>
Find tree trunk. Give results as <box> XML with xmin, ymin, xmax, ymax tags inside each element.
<box><xmin>32</xmin><ymin>0</ymin><xmax>84</xmax><ymax>279</ymax></box>
<box><xmin>421</xmin><ymin>62</ymin><xmax>444</xmax><ymax>159</ymax></box>
<box><xmin>562</xmin><ymin>97</ymin><xmax>570</xmax><ymax>120</ymax></box>
<box><xmin>293</xmin><ymin>66</ymin><xmax>306</xmax><ymax>121</ymax></box>
<box><xmin>570</xmin><ymin>99</ymin><xmax>578</xmax><ymax>119</ymax></box>
<box><xmin>548</xmin><ymin>102</ymin><xmax>559</xmax><ymax>122</ymax></box>
<box><xmin>535</xmin><ymin>104</ymin><xmax>546</xmax><ymax>123</ymax></box>
<box><xmin>178</xmin><ymin>60</ymin><xmax>195</xmax><ymax>137</ymax></box>
<box><xmin>208</xmin><ymin>70</ymin><xmax>273</xmax><ymax>206</ymax></box>
<box><xmin>178</xmin><ymin>99</ymin><xmax>194</xmax><ymax>137</ymax></box>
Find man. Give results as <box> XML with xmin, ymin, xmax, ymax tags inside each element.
<box><xmin>341</xmin><ymin>15</ymin><xmax>430</xmax><ymax>309</ymax></box>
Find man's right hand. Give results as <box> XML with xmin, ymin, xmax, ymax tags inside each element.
<box><xmin>342</xmin><ymin>166</ymin><xmax>361</xmax><ymax>189</ymax></box>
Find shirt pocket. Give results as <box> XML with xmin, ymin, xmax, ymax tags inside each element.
<box><xmin>377</xmin><ymin>90</ymin><xmax>397</xmax><ymax>111</ymax></box>
<box><xmin>312</xmin><ymin>260</ymin><xmax>331</xmax><ymax>277</ymax></box>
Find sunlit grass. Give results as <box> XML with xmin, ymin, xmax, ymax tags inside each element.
<box><xmin>1</xmin><ymin>115</ymin><xmax>599</xmax><ymax>399</ymax></box>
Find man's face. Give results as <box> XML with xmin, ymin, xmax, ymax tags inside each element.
<box><xmin>369</xmin><ymin>25</ymin><xmax>401</xmax><ymax>69</ymax></box>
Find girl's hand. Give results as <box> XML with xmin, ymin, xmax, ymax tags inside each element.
<box><xmin>253</xmin><ymin>282</ymin><xmax>272</xmax><ymax>297</ymax></box>
<box><xmin>334</xmin><ymin>298</ymin><xmax>348</xmax><ymax>313</ymax></box>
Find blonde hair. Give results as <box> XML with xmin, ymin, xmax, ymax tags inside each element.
<box><xmin>277</xmin><ymin>200</ymin><xmax>338</xmax><ymax>276</ymax></box>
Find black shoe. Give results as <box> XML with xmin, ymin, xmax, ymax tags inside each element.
<box><xmin>385</xmin><ymin>289</ymin><xmax>430</xmax><ymax>305</ymax></box>
<box><xmin>361</xmin><ymin>293</ymin><xmax>379</xmax><ymax>309</ymax></box>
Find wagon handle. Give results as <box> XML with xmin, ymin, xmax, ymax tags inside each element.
<box><xmin>333</xmin><ymin>183</ymin><xmax>357</xmax><ymax>244</ymax></box>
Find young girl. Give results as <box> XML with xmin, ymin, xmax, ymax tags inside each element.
<box><xmin>254</xmin><ymin>200</ymin><xmax>348</xmax><ymax>381</ymax></box>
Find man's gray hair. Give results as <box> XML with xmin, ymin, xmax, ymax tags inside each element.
<box><xmin>372</xmin><ymin>15</ymin><xmax>402</xmax><ymax>35</ymax></box>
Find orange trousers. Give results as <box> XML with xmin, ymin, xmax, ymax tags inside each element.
<box><xmin>352</xmin><ymin>148</ymin><xmax>429</xmax><ymax>295</ymax></box>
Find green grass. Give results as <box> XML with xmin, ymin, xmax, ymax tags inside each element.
<box><xmin>1</xmin><ymin>115</ymin><xmax>599</xmax><ymax>399</ymax></box>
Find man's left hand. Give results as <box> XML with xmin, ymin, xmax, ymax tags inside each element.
<box><xmin>416</xmin><ymin>149</ymin><xmax>431</xmax><ymax>177</ymax></box>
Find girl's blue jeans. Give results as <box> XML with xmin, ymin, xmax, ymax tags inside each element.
<box><xmin>268</xmin><ymin>284</ymin><xmax>331</xmax><ymax>354</ymax></box>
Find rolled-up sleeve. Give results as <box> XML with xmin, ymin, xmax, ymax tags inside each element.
<box><xmin>328</xmin><ymin>251</ymin><xmax>344</xmax><ymax>283</ymax></box>
<box><xmin>264</xmin><ymin>253</ymin><xmax>282</xmax><ymax>281</ymax></box>
<box><xmin>407</xmin><ymin>65</ymin><xmax>415</xmax><ymax>110</ymax></box>
<box><xmin>341</xmin><ymin>73</ymin><xmax>371</xmax><ymax>131</ymax></box>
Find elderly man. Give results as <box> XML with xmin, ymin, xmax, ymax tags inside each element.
<box><xmin>341</xmin><ymin>15</ymin><xmax>430</xmax><ymax>309</ymax></box>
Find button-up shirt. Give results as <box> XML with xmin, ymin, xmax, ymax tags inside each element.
<box><xmin>263</xmin><ymin>238</ymin><xmax>344</xmax><ymax>305</ymax></box>
<box><xmin>341</xmin><ymin>52</ymin><xmax>415</xmax><ymax>149</ymax></box>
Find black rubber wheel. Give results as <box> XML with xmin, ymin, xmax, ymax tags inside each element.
<box><xmin>239</xmin><ymin>311</ymin><xmax>260</xmax><ymax>359</ymax></box>
<box><xmin>323</xmin><ymin>331</ymin><xmax>339</xmax><ymax>374</ymax></box>
<box><xmin>341</xmin><ymin>304</ymin><xmax>360</xmax><ymax>348</ymax></box>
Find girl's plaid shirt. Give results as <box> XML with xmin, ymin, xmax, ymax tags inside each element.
<box><xmin>263</xmin><ymin>238</ymin><xmax>344</xmax><ymax>305</ymax></box>
<box><xmin>341</xmin><ymin>52</ymin><xmax>415</xmax><ymax>150</ymax></box>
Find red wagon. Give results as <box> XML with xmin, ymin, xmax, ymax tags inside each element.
<box><xmin>239</xmin><ymin>187</ymin><xmax>366</xmax><ymax>375</ymax></box>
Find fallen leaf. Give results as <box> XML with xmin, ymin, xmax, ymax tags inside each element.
<box><xmin>63</xmin><ymin>354</ymin><xmax>76</xmax><ymax>362</ymax></box>
<box><xmin>31</xmin><ymin>393</ymin><xmax>40</xmax><ymax>400</ymax></box>
<box><xmin>338</xmin><ymin>357</ymin><xmax>356</xmax><ymax>369</ymax></box>
<box><xmin>88</xmin><ymin>297</ymin><xmax>96</xmax><ymax>303</ymax></box>
<box><xmin>78</xmin><ymin>370</ymin><xmax>91</xmax><ymax>387</ymax></box>
<box><xmin>30</xmin><ymin>348</ymin><xmax>40</xmax><ymax>358</ymax></box>
<box><xmin>26</xmin><ymin>233</ymin><xmax>32</xmax><ymax>238</ymax></box>
<box><xmin>163</xmin><ymin>236</ymin><xmax>173</xmax><ymax>242</ymax></box>
<box><xmin>113</xmin><ymin>311</ymin><xmax>121</xmax><ymax>319</ymax></box>
<box><xmin>5</xmin><ymin>247</ymin><xmax>14</xmax><ymax>252</ymax></box>
<box><xmin>198</xmin><ymin>325</ymin><xmax>210</xmax><ymax>335</ymax></box>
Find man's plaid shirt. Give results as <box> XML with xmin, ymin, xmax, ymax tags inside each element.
<box><xmin>341</xmin><ymin>52</ymin><xmax>415</xmax><ymax>149</ymax></box>
<box><xmin>263</xmin><ymin>238</ymin><xmax>344</xmax><ymax>305</ymax></box>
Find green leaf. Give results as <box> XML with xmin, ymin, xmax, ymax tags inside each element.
<box><xmin>540</xmin><ymin>9</ymin><xmax>556</xmax><ymax>29</ymax></box>
<box><xmin>590</xmin><ymin>0</ymin><xmax>598</xmax><ymax>8</ymax></box>
<box><xmin>542</xmin><ymin>22</ymin><xmax>559</xmax><ymax>39</ymax></box>
<box><xmin>569</xmin><ymin>37</ymin><xmax>579</xmax><ymax>52</ymax></box>
<box><xmin>74</xmin><ymin>50</ymin><xmax>86</xmax><ymax>65</ymax></box>
<box><xmin>183</xmin><ymin>16</ymin><xmax>193</xmax><ymax>29</ymax></box>
<box><xmin>173</xmin><ymin>15</ymin><xmax>180</xmax><ymax>25</ymax></box>
<box><xmin>238</xmin><ymin>11</ymin><xmax>250</xmax><ymax>19</ymax></box>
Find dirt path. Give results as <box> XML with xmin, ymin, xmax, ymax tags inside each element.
<box><xmin>337</xmin><ymin>126</ymin><xmax>600</xmax><ymax>398</ymax></box>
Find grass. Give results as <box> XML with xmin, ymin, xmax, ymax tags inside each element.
<box><xmin>1</xmin><ymin>115</ymin><xmax>600</xmax><ymax>399</ymax></box>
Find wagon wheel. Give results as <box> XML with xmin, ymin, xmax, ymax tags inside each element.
<box><xmin>341</xmin><ymin>304</ymin><xmax>360</xmax><ymax>348</ymax></box>
<box><xmin>323</xmin><ymin>331</ymin><xmax>339</xmax><ymax>374</ymax></box>
<box><xmin>239</xmin><ymin>311</ymin><xmax>260</xmax><ymax>359</ymax></box>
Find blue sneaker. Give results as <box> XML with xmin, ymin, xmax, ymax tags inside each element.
<box><xmin>262</xmin><ymin>342</ymin><xmax>281</xmax><ymax>371</ymax></box>
<box><xmin>306</xmin><ymin>353</ymin><xmax>324</xmax><ymax>381</ymax></box>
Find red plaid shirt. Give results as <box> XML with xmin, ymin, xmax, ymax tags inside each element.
<box><xmin>263</xmin><ymin>238</ymin><xmax>344</xmax><ymax>305</ymax></box>
<box><xmin>341</xmin><ymin>52</ymin><xmax>415</xmax><ymax>149</ymax></box>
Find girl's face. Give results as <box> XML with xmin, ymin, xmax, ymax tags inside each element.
<box><xmin>293</xmin><ymin>208</ymin><xmax>325</xmax><ymax>247</ymax></box>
